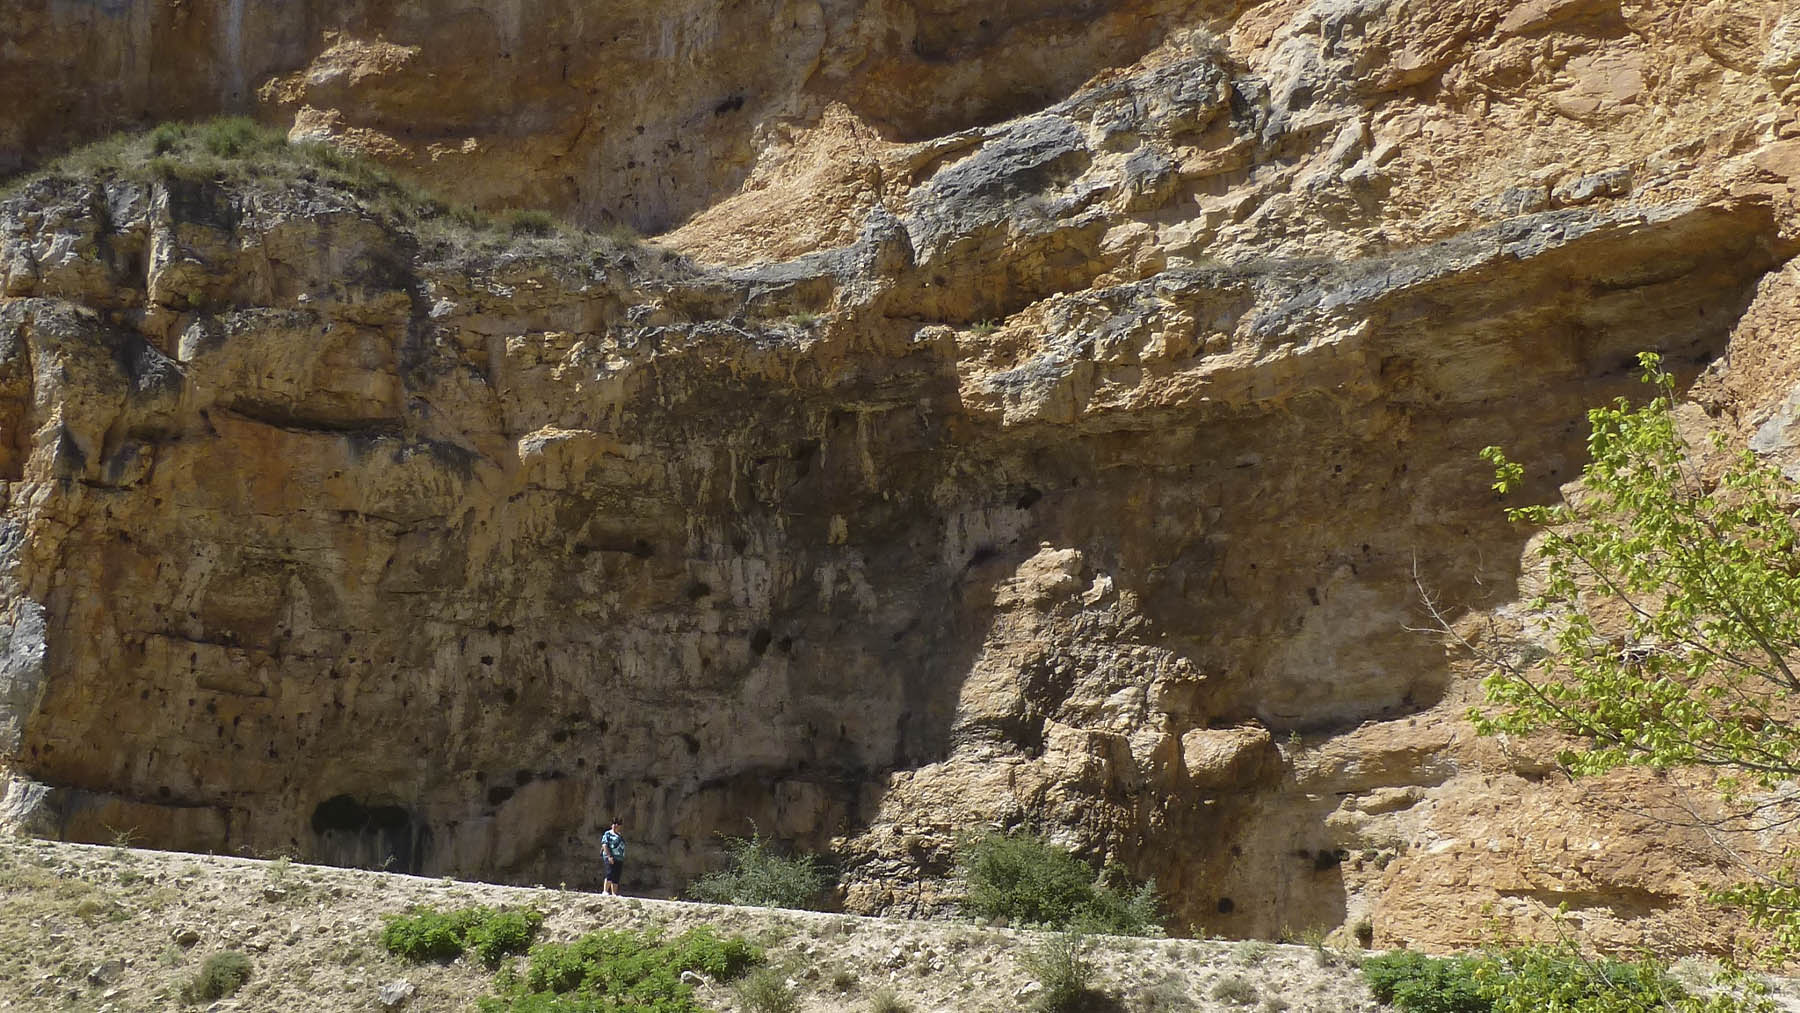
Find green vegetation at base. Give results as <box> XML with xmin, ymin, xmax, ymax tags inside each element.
<box><xmin>381</xmin><ymin>905</ymin><xmax>545</xmax><ymax>966</ymax></box>
<box><xmin>686</xmin><ymin>833</ymin><xmax>834</xmax><ymax>911</ymax></box>
<box><xmin>957</xmin><ymin>829</ymin><xmax>1162</xmax><ymax>935</ymax></box>
<box><xmin>181</xmin><ymin>950</ymin><xmax>251</xmax><ymax>1003</ymax></box>
<box><xmin>1362</xmin><ymin>944</ymin><xmax>1769</xmax><ymax>1013</ymax></box>
<box><xmin>477</xmin><ymin>925</ymin><xmax>762</xmax><ymax>1013</ymax></box>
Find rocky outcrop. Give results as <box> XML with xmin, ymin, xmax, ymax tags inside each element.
<box><xmin>5</xmin><ymin>0</ymin><xmax>1210</xmax><ymax>233</ymax></box>
<box><xmin>5</xmin><ymin>0</ymin><xmax>1800</xmax><ymax>952</ymax></box>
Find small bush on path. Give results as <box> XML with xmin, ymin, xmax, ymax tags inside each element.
<box><xmin>687</xmin><ymin>833</ymin><xmax>833</xmax><ymax>911</ymax></box>
<box><xmin>958</xmin><ymin>830</ymin><xmax>1162</xmax><ymax>935</ymax></box>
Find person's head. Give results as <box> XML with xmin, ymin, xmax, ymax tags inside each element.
<box><xmin>610</xmin><ymin>818</ymin><xmax>622</xmax><ymax>831</ymax></box>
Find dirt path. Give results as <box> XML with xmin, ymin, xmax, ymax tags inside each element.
<box><xmin>0</xmin><ymin>835</ymin><xmax>1389</xmax><ymax>1012</ymax></box>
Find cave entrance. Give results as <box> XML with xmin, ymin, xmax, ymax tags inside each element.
<box><xmin>309</xmin><ymin>794</ymin><xmax>429</xmax><ymax>874</ymax></box>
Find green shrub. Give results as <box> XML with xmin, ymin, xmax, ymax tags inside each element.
<box><xmin>1210</xmin><ymin>973</ymin><xmax>1258</xmax><ymax>1006</ymax></box>
<box><xmin>196</xmin><ymin>117</ymin><xmax>282</xmax><ymax>158</ymax></box>
<box><xmin>381</xmin><ymin>905</ymin><xmax>544</xmax><ymax>965</ymax></box>
<box><xmin>1482</xmin><ymin>946</ymin><xmax>1683</xmax><ymax>1013</ymax></box>
<box><xmin>506</xmin><ymin>209</ymin><xmax>558</xmax><ymax>236</ymax></box>
<box><xmin>1363</xmin><ymin>951</ymin><xmax>1489</xmax><ymax>1013</ymax></box>
<box><xmin>477</xmin><ymin>925</ymin><xmax>761</xmax><ymax>1013</ymax></box>
<box><xmin>735</xmin><ymin>967</ymin><xmax>799</xmax><ymax>1013</ymax></box>
<box><xmin>869</xmin><ymin>987</ymin><xmax>913</xmax><ymax>1013</ymax></box>
<box><xmin>466</xmin><ymin>907</ymin><xmax>548</xmax><ymax>966</ymax></box>
<box><xmin>182</xmin><ymin>950</ymin><xmax>251</xmax><ymax>1002</ymax></box>
<box><xmin>1139</xmin><ymin>975</ymin><xmax>1194</xmax><ymax>1012</ymax></box>
<box><xmin>660</xmin><ymin>925</ymin><xmax>761</xmax><ymax>980</ymax></box>
<box><xmin>957</xmin><ymin>830</ymin><xmax>1162</xmax><ymax>935</ymax></box>
<box><xmin>1362</xmin><ymin>945</ymin><xmax>1720</xmax><ymax>1013</ymax></box>
<box><xmin>1021</xmin><ymin>931</ymin><xmax>1100</xmax><ymax>1013</ymax></box>
<box><xmin>687</xmin><ymin>833</ymin><xmax>833</xmax><ymax>910</ymax></box>
<box><xmin>149</xmin><ymin>122</ymin><xmax>182</xmax><ymax>155</ymax></box>
<box><xmin>382</xmin><ymin>907</ymin><xmax>466</xmax><ymax>961</ymax></box>
<box><xmin>1083</xmin><ymin>868</ymin><xmax>1163</xmax><ymax>935</ymax></box>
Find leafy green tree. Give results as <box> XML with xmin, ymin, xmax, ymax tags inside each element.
<box><xmin>1470</xmin><ymin>352</ymin><xmax>1800</xmax><ymax>960</ymax></box>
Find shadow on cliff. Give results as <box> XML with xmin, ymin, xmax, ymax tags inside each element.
<box><xmin>7</xmin><ymin>158</ymin><xmax>1795</xmax><ymax>935</ymax></box>
<box><xmin>824</xmin><ymin>195</ymin><xmax>1799</xmax><ymax>934</ymax></box>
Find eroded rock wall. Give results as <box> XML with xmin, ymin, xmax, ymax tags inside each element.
<box><xmin>5</xmin><ymin>0</ymin><xmax>1212</xmax><ymax>232</ymax></box>
<box><xmin>5</xmin><ymin>0</ymin><xmax>1800</xmax><ymax>951</ymax></box>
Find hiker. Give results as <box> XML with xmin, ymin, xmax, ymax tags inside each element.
<box><xmin>601</xmin><ymin>818</ymin><xmax>625</xmax><ymax>895</ymax></box>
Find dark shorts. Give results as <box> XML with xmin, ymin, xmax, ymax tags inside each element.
<box><xmin>604</xmin><ymin>859</ymin><xmax>623</xmax><ymax>885</ymax></box>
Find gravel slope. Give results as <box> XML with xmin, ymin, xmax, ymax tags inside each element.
<box><xmin>0</xmin><ymin>836</ymin><xmax>1386</xmax><ymax>1012</ymax></box>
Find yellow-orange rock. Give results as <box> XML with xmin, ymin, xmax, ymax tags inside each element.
<box><xmin>5</xmin><ymin>0</ymin><xmax>1800</xmax><ymax>954</ymax></box>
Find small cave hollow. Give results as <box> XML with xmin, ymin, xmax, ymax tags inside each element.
<box><xmin>309</xmin><ymin>794</ymin><xmax>428</xmax><ymax>874</ymax></box>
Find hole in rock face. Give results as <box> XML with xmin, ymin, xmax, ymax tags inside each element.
<box><xmin>1217</xmin><ymin>897</ymin><xmax>1236</xmax><ymax>914</ymax></box>
<box><xmin>792</xmin><ymin>440</ymin><xmax>820</xmax><ymax>479</ymax></box>
<box><xmin>749</xmin><ymin>628</ymin><xmax>772</xmax><ymax>655</ymax></box>
<box><xmin>310</xmin><ymin>794</ymin><xmax>426</xmax><ymax>874</ymax></box>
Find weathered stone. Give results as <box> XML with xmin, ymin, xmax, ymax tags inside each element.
<box><xmin>1551</xmin><ymin>167</ymin><xmax>1634</xmax><ymax>206</ymax></box>
<box><xmin>4</xmin><ymin>0</ymin><xmax>1800</xmax><ymax>958</ymax></box>
<box><xmin>377</xmin><ymin>980</ymin><xmax>415</xmax><ymax>1008</ymax></box>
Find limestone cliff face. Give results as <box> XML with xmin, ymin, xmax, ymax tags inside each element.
<box><xmin>6</xmin><ymin>0</ymin><xmax>1800</xmax><ymax>950</ymax></box>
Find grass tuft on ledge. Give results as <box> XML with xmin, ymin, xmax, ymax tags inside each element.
<box><xmin>0</xmin><ymin>117</ymin><xmax>649</xmax><ymax>261</ymax></box>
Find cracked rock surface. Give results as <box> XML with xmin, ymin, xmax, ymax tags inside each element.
<box><xmin>5</xmin><ymin>0</ymin><xmax>1800</xmax><ymax>952</ymax></box>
